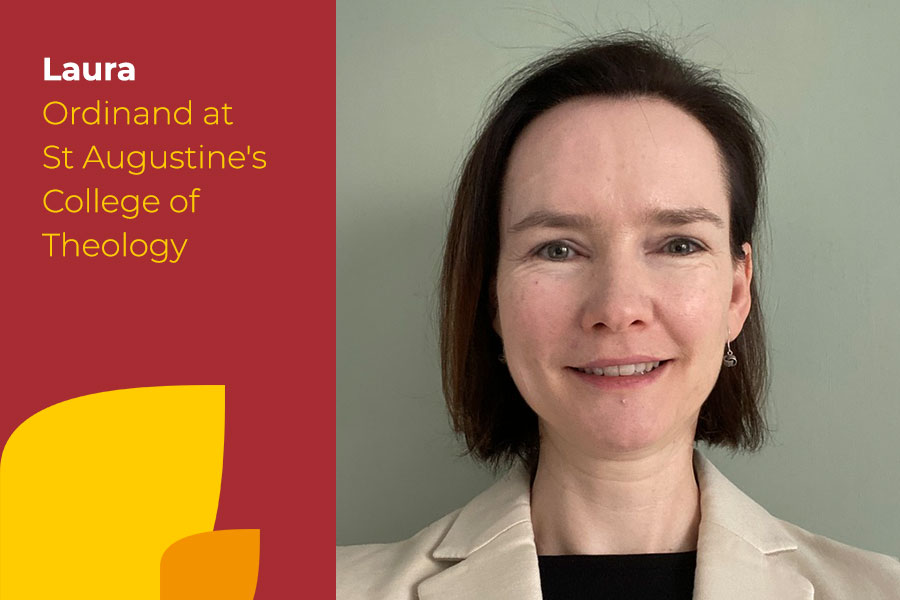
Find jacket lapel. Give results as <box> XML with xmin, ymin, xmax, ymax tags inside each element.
<box><xmin>417</xmin><ymin>467</ymin><xmax>543</xmax><ymax>600</ymax></box>
<box><xmin>418</xmin><ymin>451</ymin><xmax>815</xmax><ymax>600</ymax></box>
<box><xmin>692</xmin><ymin>452</ymin><xmax>813</xmax><ymax>600</ymax></box>
<box><xmin>417</xmin><ymin>523</ymin><xmax>543</xmax><ymax>600</ymax></box>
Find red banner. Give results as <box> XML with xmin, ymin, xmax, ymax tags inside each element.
<box><xmin>1</xmin><ymin>2</ymin><xmax>335</xmax><ymax>598</ymax></box>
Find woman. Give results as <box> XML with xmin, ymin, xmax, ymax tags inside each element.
<box><xmin>337</xmin><ymin>34</ymin><xmax>900</xmax><ymax>599</ymax></box>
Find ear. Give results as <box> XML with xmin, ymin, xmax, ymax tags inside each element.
<box><xmin>728</xmin><ymin>242</ymin><xmax>753</xmax><ymax>339</ymax></box>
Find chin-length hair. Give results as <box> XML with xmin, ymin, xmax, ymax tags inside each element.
<box><xmin>439</xmin><ymin>33</ymin><xmax>769</xmax><ymax>474</ymax></box>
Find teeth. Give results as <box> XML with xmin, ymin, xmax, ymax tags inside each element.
<box><xmin>577</xmin><ymin>361</ymin><xmax>662</xmax><ymax>377</ymax></box>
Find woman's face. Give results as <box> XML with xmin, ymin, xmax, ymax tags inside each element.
<box><xmin>495</xmin><ymin>96</ymin><xmax>753</xmax><ymax>459</ymax></box>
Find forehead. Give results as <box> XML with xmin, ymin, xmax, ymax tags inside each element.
<box><xmin>501</xmin><ymin>96</ymin><xmax>729</xmax><ymax>224</ymax></box>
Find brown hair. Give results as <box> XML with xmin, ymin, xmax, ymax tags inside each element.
<box><xmin>440</xmin><ymin>33</ymin><xmax>768</xmax><ymax>473</ymax></box>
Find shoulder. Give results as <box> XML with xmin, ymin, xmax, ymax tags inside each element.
<box><xmin>336</xmin><ymin>466</ymin><xmax>534</xmax><ymax>600</ymax></box>
<box><xmin>694</xmin><ymin>450</ymin><xmax>900</xmax><ymax>598</ymax></box>
<box><xmin>777</xmin><ymin>519</ymin><xmax>900</xmax><ymax>599</ymax></box>
<box><xmin>336</xmin><ymin>508</ymin><xmax>462</xmax><ymax>600</ymax></box>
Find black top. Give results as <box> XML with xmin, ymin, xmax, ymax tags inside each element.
<box><xmin>538</xmin><ymin>551</ymin><xmax>696</xmax><ymax>600</ymax></box>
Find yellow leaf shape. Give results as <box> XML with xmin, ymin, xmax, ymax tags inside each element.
<box><xmin>160</xmin><ymin>529</ymin><xmax>260</xmax><ymax>599</ymax></box>
<box><xmin>0</xmin><ymin>385</ymin><xmax>225</xmax><ymax>600</ymax></box>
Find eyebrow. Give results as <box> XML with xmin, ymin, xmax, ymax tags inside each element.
<box><xmin>508</xmin><ymin>210</ymin><xmax>593</xmax><ymax>233</ymax></box>
<box><xmin>507</xmin><ymin>206</ymin><xmax>726</xmax><ymax>233</ymax></box>
<box><xmin>650</xmin><ymin>207</ymin><xmax>726</xmax><ymax>229</ymax></box>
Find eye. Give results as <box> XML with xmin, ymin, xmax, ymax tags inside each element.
<box><xmin>537</xmin><ymin>241</ymin><xmax>575</xmax><ymax>261</ymax></box>
<box><xmin>663</xmin><ymin>238</ymin><xmax>704</xmax><ymax>256</ymax></box>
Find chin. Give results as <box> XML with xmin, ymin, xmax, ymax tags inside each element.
<box><xmin>583</xmin><ymin>417</ymin><xmax>678</xmax><ymax>457</ymax></box>
<box><xmin>593</xmin><ymin>435</ymin><xmax>664</xmax><ymax>456</ymax></box>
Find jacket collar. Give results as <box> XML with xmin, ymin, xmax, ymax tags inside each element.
<box><xmin>691</xmin><ymin>451</ymin><xmax>813</xmax><ymax>599</ymax></box>
<box><xmin>420</xmin><ymin>466</ymin><xmax>541</xmax><ymax>600</ymax></box>
<box><xmin>419</xmin><ymin>450</ymin><xmax>813</xmax><ymax>600</ymax></box>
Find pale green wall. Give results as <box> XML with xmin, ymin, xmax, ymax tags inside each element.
<box><xmin>337</xmin><ymin>0</ymin><xmax>900</xmax><ymax>556</ymax></box>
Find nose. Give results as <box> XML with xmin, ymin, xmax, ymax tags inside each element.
<box><xmin>579</xmin><ymin>251</ymin><xmax>652</xmax><ymax>333</ymax></box>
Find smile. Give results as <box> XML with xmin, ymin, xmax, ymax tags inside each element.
<box><xmin>573</xmin><ymin>360</ymin><xmax>667</xmax><ymax>377</ymax></box>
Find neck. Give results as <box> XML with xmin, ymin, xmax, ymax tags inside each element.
<box><xmin>530</xmin><ymin>437</ymin><xmax>700</xmax><ymax>555</ymax></box>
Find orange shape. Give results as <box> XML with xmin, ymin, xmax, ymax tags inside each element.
<box><xmin>160</xmin><ymin>529</ymin><xmax>260</xmax><ymax>599</ymax></box>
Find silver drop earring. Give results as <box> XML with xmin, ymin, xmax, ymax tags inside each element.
<box><xmin>723</xmin><ymin>337</ymin><xmax>737</xmax><ymax>368</ymax></box>
<box><xmin>498</xmin><ymin>352</ymin><xmax>506</xmax><ymax>364</ymax></box>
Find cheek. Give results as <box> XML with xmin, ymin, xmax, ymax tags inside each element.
<box><xmin>496</xmin><ymin>277</ymin><xmax>567</xmax><ymax>409</ymax></box>
<box><xmin>660</xmin><ymin>275</ymin><xmax>732</xmax><ymax>367</ymax></box>
<box><xmin>497</xmin><ymin>275</ymin><xmax>579</xmax><ymax>356</ymax></box>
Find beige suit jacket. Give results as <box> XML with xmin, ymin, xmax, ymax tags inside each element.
<box><xmin>337</xmin><ymin>451</ymin><xmax>900</xmax><ymax>599</ymax></box>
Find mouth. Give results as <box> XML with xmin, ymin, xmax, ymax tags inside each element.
<box><xmin>569</xmin><ymin>359</ymin><xmax>672</xmax><ymax>377</ymax></box>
